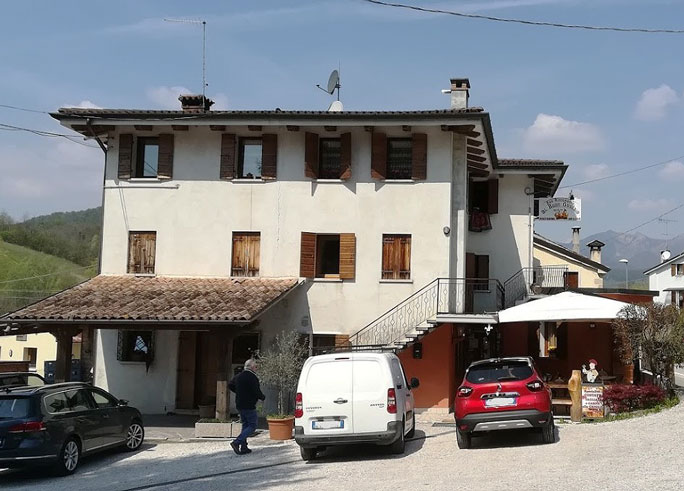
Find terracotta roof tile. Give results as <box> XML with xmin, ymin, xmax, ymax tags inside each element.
<box><xmin>4</xmin><ymin>275</ymin><xmax>300</xmax><ymax>323</ymax></box>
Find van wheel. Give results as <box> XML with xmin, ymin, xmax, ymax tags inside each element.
<box><xmin>388</xmin><ymin>422</ymin><xmax>405</xmax><ymax>454</ymax></box>
<box><xmin>541</xmin><ymin>419</ymin><xmax>555</xmax><ymax>444</ymax></box>
<box><xmin>406</xmin><ymin>414</ymin><xmax>416</xmax><ymax>439</ymax></box>
<box><xmin>300</xmin><ymin>447</ymin><xmax>317</xmax><ymax>461</ymax></box>
<box><xmin>54</xmin><ymin>437</ymin><xmax>81</xmax><ymax>476</ymax></box>
<box><xmin>456</xmin><ymin>430</ymin><xmax>471</xmax><ymax>449</ymax></box>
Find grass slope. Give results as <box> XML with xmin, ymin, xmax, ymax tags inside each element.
<box><xmin>0</xmin><ymin>240</ymin><xmax>95</xmax><ymax>314</ymax></box>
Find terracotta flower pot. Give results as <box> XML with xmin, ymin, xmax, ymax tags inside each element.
<box><xmin>267</xmin><ymin>416</ymin><xmax>295</xmax><ymax>440</ymax></box>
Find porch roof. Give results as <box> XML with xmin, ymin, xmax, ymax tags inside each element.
<box><xmin>497</xmin><ymin>291</ymin><xmax>630</xmax><ymax>324</ymax></box>
<box><xmin>1</xmin><ymin>275</ymin><xmax>301</xmax><ymax>327</ymax></box>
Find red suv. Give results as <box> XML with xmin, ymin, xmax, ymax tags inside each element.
<box><xmin>454</xmin><ymin>357</ymin><xmax>554</xmax><ymax>449</ymax></box>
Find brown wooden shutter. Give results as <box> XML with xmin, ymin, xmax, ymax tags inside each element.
<box><xmin>128</xmin><ymin>232</ymin><xmax>156</xmax><ymax>274</ymax></box>
<box><xmin>399</xmin><ymin>235</ymin><xmax>411</xmax><ymax>279</ymax></box>
<box><xmin>118</xmin><ymin>134</ymin><xmax>133</xmax><ymax>179</ymax></box>
<box><xmin>157</xmin><ymin>134</ymin><xmax>174</xmax><ymax>179</ymax></box>
<box><xmin>487</xmin><ymin>179</ymin><xmax>499</xmax><ymax>214</ymax></box>
<box><xmin>261</xmin><ymin>134</ymin><xmax>277</xmax><ymax>179</ymax></box>
<box><xmin>671</xmin><ymin>264</ymin><xmax>677</xmax><ymax>276</ymax></box>
<box><xmin>220</xmin><ymin>134</ymin><xmax>236</xmax><ymax>180</ymax></box>
<box><xmin>477</xmin><ymin>255</ymin><xmax>489</xmax><ymax>279</ymax></box>
<box><xmin>371</xmin><ymin>132</ymin><xmax>387</xmax><ymax>179</ymax></box>
<box><xmin>411</xmin><ymin>133</ymin><xmax>427</xmax><ymax>180</ymax></box>
<box><xmin>231</xmin><ymin>234</ymin><xmax>246</xmax><ymax>276</ymax></box>
<box><xmin>247</xmin><ymin>233</ymin><xmax>261</xmax><ymax>276</ymax></box>
<box><xmin>340</xmin><ymin>132</ymin><xmax>352</xmax><ymax>179</ymax></box>
<box><xmin>466</xmin><ymin>253</ymin><xmax>476</xmax><ymax>279</ymax></box>
<box><xmin>382</xmin><ymin>236</ymin><xmax>396</xmax><ymax>279</ymax></box>
<box><xmin>305</xmin><ymin>132</ymin><xmax>319</xmax><ymax>178</ymax></box>
<box><xmin>339</xmin><ymin>233</ymin><xmax>356</xmax><ymax>280</ymax></box>
<box><xmin>300</xmin><ymin>232</ymin><xmax>317</xmax><ymax>278</ymax></box>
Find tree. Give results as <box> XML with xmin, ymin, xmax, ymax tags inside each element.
<box><xmin>257</xmin><ymin>330</ymin><xmax>308</xmax><ymax>417</ymax></box>
<box><xmin>613</xmin><ymin>303</ymin><xmax>684</xmax><ymax>390</ymax></box>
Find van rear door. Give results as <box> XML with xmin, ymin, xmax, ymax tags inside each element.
<box><xmin>352</xmin><ymin>357</ymin><xmax>391</xmax><ymax>434</ymax></box>
<box><xmin>300</xmin><ymin>357</ymin><xmax>353</xmax><ymax>436</ymax></box>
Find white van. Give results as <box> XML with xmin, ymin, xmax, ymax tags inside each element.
<box><xmin>294</xmin><ymin>352</ymin><xmax>419</xmax><ymax>461</ymax></box>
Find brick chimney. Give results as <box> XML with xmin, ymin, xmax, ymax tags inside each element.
<box><xmin>178</xmin><ymin>94</ymin><xmax>214</xmax><ymax>112</ymax></box>
<box><xmin>587</xmin><ymin>240</ymin><xmax>605</xmax><ymax>264</ymax></box>
<box><xmin>571</xmin><ymin>227</ymin><xmax>581</xmax><ymax>253</ymax></box>
<box><xmin>449</xmin><ymin>78</ymin><xmax>470</xmax><ymax>109</ymax></box>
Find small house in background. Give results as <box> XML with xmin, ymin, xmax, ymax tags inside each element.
<box><xmin>644</xmin><ymin>250</ymin><xmax>684</xmax><ymax>308</ymax></box>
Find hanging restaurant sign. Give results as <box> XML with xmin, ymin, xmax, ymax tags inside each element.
<box><xmin>536</xmin><ymin>198</ymin><xmax>581</xmax><ymax>221</ymax></box>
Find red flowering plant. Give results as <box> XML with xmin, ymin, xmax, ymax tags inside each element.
<box><xmin>603</xmin><ymin>384</ymin><xmax>667</xmax><ymax>413</ymax></box>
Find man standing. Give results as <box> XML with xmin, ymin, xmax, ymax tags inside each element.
<box><xmin>228</xmin><ymin>358</ymin><xmax>265</xmax><ymax>455</ymax></box>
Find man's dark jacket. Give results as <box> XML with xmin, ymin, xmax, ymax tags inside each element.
<box><xmin>228</xmin><ymin>369</ymin><xmax>265</xmax><ymax>410</ymax></box>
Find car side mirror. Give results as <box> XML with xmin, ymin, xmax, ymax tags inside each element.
<box><xmin>410</xmin><ymin>377</ymin><xmax>420</xmax><ymax>389</ymax></box>
<box><xmin>118</xmin><ymin>399</ymin><xmax>129</xmax><ymax>407</ymax></box>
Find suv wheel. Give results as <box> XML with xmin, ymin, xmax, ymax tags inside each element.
<box><xmin>300</xmin><ymin>446</ymin><xmax>317</xmax><ymax>461</ymax></box>
<box><xmin>388</xmin><ymin>421</ymin><xmax>405</xmax><ymax>454</ymax></box>
<box><xmin>406</xmin><ymin>414</ymin><xmax>416</xmax><ymax>439</ymax></box>
<box><xmin>541</xmin><ymin>419</ymin><xmax>555</xmax><ymax>444</ymax></box>
<box><xmin>456</xmin><ymin>430</ymin><xmax>471</xmax><ymax>449</ymax></box>
<box><xmin>55</xmin><ymin>437</ymin><xmax>80</xmax><ymax>476</ymax></box>
<box><xmin>124</xmin><ymin>420</ymin><xmax>145</xmax><ymax>451</ymax></box>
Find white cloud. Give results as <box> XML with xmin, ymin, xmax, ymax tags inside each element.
<box><xmin>211</xmin><ymin>93</ymin><xmax>229</xmax><ymax>110</ymax></box>
<box><xmin>146</xmin><ymin>86</ymin><xmax>192</xmax><ymax>110</ymax></box>
<box><xmin>634</xmin><ymin>84</ymin><xmax>679</xmax><ymax>121</ymax></box>
<box><xmin>627</xmin><ymin>198</ymin><xmax>674</xmax><ymax>211</ymax></box>
<box><xmin>62</xmin><ymin>100</ymin><xmax>102</xmax><ymax>109</ymax></box>
<box><xmin>522</xmin><ymin>113</ymin><xmax>606</xmax><ymax>154</ymax></box>
<box><xmin>583</xmin><ymin>163</ymin><xmax>610</xmax><ymax>180</ymax></box>
<box><xmin>570</xmin><ymin>188</ymin><xmax>594</xmax><ymax>203</ymax></box>
<box><xmin>658</xmin><ymin>160</ymin><xmax>684</xmax><ymax>180</ymax></box>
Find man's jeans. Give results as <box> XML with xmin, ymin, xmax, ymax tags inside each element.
<box><xmin>234</xmin><ymin>409</ymin><xmax>258</xmax><ymax>446</ymax></box>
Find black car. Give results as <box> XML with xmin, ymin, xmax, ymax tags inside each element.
<box><xmin>0</xmin><ymin>382</ymin><xmax>144</xmax><ymax>475</ymax></box>
<box><xmin>0</xmin><ymin>373</ymin><xmax>46</xmax><ymax>389</ymax></box>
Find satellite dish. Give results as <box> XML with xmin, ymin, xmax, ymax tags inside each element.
<box><xmin>328</xmin><ymin>100</ymin><xmax>344</xmax><ymax>112</ymax></box>
<box><xmin>661</xmin><ymin>250</ymin><xmax>672</xmax><ymax>261</ymax></box>
<box><xmin>327</xmin><ymin>70</ymin><xmax>339</xmax><ymax>94</ymax></box>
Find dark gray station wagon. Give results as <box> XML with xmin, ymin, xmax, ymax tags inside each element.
<box><xmin>0</xmin><ymin>382</ymin><xmax>144</xmax><ymax>475</ymax></box>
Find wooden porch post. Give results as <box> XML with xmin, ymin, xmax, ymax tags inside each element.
<box><xmin>215</xmin><ymin>330</ymin><xmax>235</xmax><ymax>420</ymax></box>
<box><xmin>80</xmin><ymin>326</ymin><xmax>95</xmax><ymax>383</ymax></box>
<box><xmin>53</xmin><ymin>329</ymin><xmax>75</xmax><ymax>383</ymax></box>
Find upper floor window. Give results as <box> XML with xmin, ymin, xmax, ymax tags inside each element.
<box><xmin>128</xmin><ymin>231</ymin><xmax>156</xmax><ymax>274</ymax></box>
<box><xmin>232</xmin><ymin>232</ymin><xmax>261</xmax><ymax>277</ymax></box>
<box><xmin>468</xmin><ymin>179</ymin><xmax>499</xmax><ymax>214</ymax></box>
<box><xmin>319</xmin><ymin>139</ymin><xmax>342</xmax><ymax>179</ymax></box>
<box><xmin>671</xmin><ymin>264</ymin><xmax>684</xmax><ymax>276</ymax></box>
<box><xmin>305</xmin><ymin>132</ymin><xmax>351</xmax><ymax>180</ymax></box>
<box><xmin>136</xmin><ymin>137</ymin><xmax>159</xmax><ymax>178</ymax></box>
<box><xmin>382</xmin><ymin>234</ymin><xmax>411</xmax><ymax>280</ymax></box>
<box><xmin>238</xmin><ymin>138</ymin><xmax>262</xmax><ymax>179</ymax></box>
<box><xmin>386</xmin><ymin>138</ymin><xmax>413</xmax><ymax>179</ymax></box>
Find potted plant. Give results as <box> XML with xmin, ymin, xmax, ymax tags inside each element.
<box><xmin>257</xmin><ymin>330</ymin><xmax>308</xmax><ymax>440</ymax></box>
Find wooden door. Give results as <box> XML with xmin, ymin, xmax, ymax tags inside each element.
<box><xmin>176</xmin><ymin>332</ymin><xmax>197</xmax><ymax>409</ymax></box>
<box><xmin>195</xmin><ymin>332</ymin><xmax>220</xmax><ymax>406</ymax></box>
<box><xmin>564</xmin><ymin>272</ymin><xmax>579</xmax><ymax>289</ymax></box>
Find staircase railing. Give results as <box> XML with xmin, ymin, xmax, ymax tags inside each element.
<box><xmin>503</xmin><ymin>266</ymin><xmax>569</xmax><ymax>308</ymax></box>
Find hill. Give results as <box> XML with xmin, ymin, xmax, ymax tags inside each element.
<box><xmin>0</xmin><ymin>207</ymin><xmax>101</xmax><ymax>266</ymax></box>
<box><xmin>0</xmin><ymin>240</ymin><xmax>95</xmax><ymax>315</ymax></box>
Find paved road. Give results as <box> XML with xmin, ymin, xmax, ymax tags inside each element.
<box><xmin>675</xmin><ymin>365</ymin><xmax>684</xmax><ymax>387</ymax></box>
<box><xmin>2</xmin><ymin>402</ymin><xmax>684</xmax><ymax>491</ymax></box>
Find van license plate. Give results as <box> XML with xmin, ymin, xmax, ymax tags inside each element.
<box><xmin>485</xmin><ymin>397</ymin><xmax>516</xmax><ymax>408</ymax></box>
<box><xmin>312</xmin><ymin>420</ymin><xmax>343</xmax><ymax>430</ymax></box>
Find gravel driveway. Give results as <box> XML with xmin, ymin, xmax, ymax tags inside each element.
<box><xmin>2</xmin><ymin>402</ymin><xmax>683</xmax><ymax>491</ymax></box>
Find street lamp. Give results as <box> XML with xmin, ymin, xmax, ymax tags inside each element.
<box><xmin>619</xmin><ymin>259</ymin><xmax>629</xmax><ymax>289</ymax></box>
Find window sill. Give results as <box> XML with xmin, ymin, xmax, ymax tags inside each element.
<box><xmin>129</xmin><ymin>273</ymin><xmax>156</xmax><ymax>277</ymax></box>
<box><xmin>232</xmin><ymin>178</ymin><xmax>266</xmax><ymax>183</ymax></box>
<box><xmin>315</xmin><ymin>179</ymin><xmax>346</xmax><ymax>183</ymax></box>
<box><xmin>313</xmin><ymin>278</ymin><xmax>343</xmax><ymax>283</ymax></box>
<box><xmin>379</xmin><ymin>279</ymin><xmax>413</xmax><ymax>284</ymax></box>
<box><xmin>128</xmin><ymin>178</ymin><xmax>162</xmax><ymax>182</ymax></box>
<box><xmin>383</xmin><ymin>179</ymin><xmax>415</xmax><ymax>183</ymax></box>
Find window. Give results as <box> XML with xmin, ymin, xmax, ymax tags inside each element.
<box><xmin>238</xmin><ymin>138</ymin><xmax>262</xmax><ymax>178</ymax></box>
<box><xmin>319</xmin><ymin>139</ymin><xmax>342</xmax><ymax>178</ymax></box>
<box><xmin>386</xmin><ymin>138</ymin><xmax>412</xmax><ymax>179</ymax></box>
<box><xmin>468</xmin><ymin>179</ymin><xmax>499</xmax><ymax>214</ymax></box>
<box><xmin>316</xmin><ymin>235</ymin><xmax>340</xmax><ymax>278</ymax></box>
<box><xmin>671</xmin><ymin>291</ymin><xmax>684</xmax><ymax>309</ymax></box>
<box><xmin>0</xmin><ymin>398</ymin><xmax>31</xmax><ymax>419</ymax></box>
<box><xmin>44</xmin><ymin>392</ymin><xmax>69</xmax><ymax>414</ymax></box>
<box><xmin>232</xmin><ymin>232</ymin><xmax>261</xmax><ymax>277</ymax></box>
<box><xmin>64</xmin><ymin>389</ymin><xmax>94</xmax><ymax>412</ymax></box>
<box><xmin>466</xmin><ymin>360</ymin><xmax>533</xmax><ymax>384</ymax></box>
<box><xmin>127</xmin><ymin>231</ymin><xmax>156</xmax><ymax>274</ymax></box>
<box><xmin>382</xmin><ymin>234</ymin><xmax>411</xmax><ymax>280</ymax></box>
<box><xmin>676</xmin><ymin>264</ymin><xmax>684</xmax><ymax>276</ymax></box>
<box><xmin>135</xmin><ymin>137</ymin><xmax>159</xmax><ymax>178</ymax></box>
<box><xmin>16</xmin><ymin>335</ymin><xmax>27</xmax><ymax>341</ymax></box>
<box><xmin>23</xmin><ymin>347</ymin><xmax>37</xmax><ymax>370</ymax></box>
<box><xmin>300</xmin><ymin>232</ymin><xmax>356</xmax><ymax>280</ymax></box>
<box><xmin>466</xmin><ymin>253</ymin><xmax>489</xmax><ymax>291</ymax></box>
<box><xmin>90</xmin><ymin>389</ymin><xmax>118</xmax><ymax>409</ymax></box>
<box><xmin>539</xmin><ymin>322</ymin><xmax>558</xmax><ymax>358</ymax></box>
<box><xmin>117</xmin><ymin>330</ymin><xmax>154</xmax><ymax>362</ymax></box>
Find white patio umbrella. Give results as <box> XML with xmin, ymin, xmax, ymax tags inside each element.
<box><xmin>497</xmin><ymin>291</ymin><xmax>630</xmax><ymax>323</ymax></box>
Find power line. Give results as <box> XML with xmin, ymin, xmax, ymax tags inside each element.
<box><xmin>614</xmin><ymin>203</ymin><xmax>684</xmax><ymax>239</ymax></box>
<box><xmin>0</xmin><ymin>104</ymin><xmax>49</xmax><ymax>114</ymax></box>
<box><xmin>0</xmin><ymin>123</ymin><xmax>99</xmax><ymax>148</ymax></box>
<box><xmin>362</xmin><ymin>0</ymin><xmax>684</xmax><ymax>34</ymax></box>
<box><xmin>559</xmin><ymin>154</ymin><xmax>684</xmax><ymax>189</ymax></box>
<box><xmin>0</xmin><ymin>265</ymin><xmax>94</xmax><ymax>285</ymax></box>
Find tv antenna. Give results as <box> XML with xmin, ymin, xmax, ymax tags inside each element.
<box><xmin>658</xmin><ymin>216</ymin><xmax>678</xmax><ymax>250</ymax></box>
<box><xmin>316</xmin><ymin>68</ymin><xmax>343</xmax><ymax>111</ymax></box>
<box><xmin>164</xmin><ymin>18</ymin><xmax>208</xmax><ymax>99</ymax></box>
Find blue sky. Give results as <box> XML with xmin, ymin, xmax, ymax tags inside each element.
<box><xmin>2</xmin><ymin>0</ymin><xmax>684</xmax><ymax>245</ymax></box>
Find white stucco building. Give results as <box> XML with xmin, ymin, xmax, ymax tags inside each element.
<box><xmin>2</xmin><ymin>79</ymin><xmax>568</xmax><ymax>413</ymax></box>
<box><xmin>644</xmin><ymin>251</ymin><xmax>684</xmax><ymax>307</ymax></box>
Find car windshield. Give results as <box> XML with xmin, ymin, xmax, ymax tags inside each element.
<box><xmin>0</xmin><ymin>397</ymin><xmax>32</xmax><ymax>419</ymax></box>
<box><xmin>466</xmin><ymin>361</ymin><xmax>533</xmax><ymax>384</ymax></box>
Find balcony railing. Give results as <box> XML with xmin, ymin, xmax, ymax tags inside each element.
<box><xmin>503</xmin><ymin>266</ymin><xmax>569</xmax><ymax>308</ymax></box>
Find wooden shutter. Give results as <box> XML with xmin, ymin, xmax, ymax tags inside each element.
<box><xmin>476</xmin><ymin>255</ymin><xmax>489</xmax><ymax>279</ymax></box>
<box><xmin>300</xmin><ymin>232</ymin><xmax>317</xmax><ymax>278</ymax></box>
<box><xmin>382</xmin><ymin>236</ymin><xmax>396</xmax><ymax>279</ymax></box>
<box><xmin>466</xmin><ymin>253</ymin><xmax>476</xmax><ymax>279</ymax></box>
<box><xmin>305</xmin><ymin>132</ymin><xmax>319</xmax><ymax>178</ymax></box>
<box><xmin>246</xmin><ymin>233</ymin><xmax>260</xmax><ymax>276</ymax></box>
<box><xmin>671</xmin><ymin>264</ymin><xmax>677</xmax><ymax>276</ymax></box>
<box><xmin>118</xmin><ymin>134</ymin><xmax>133</xmax><ymax>179</ymax></box>
<box><xmin>157</xmin><ymin>134</ymin><xmax>174</xmax><ymax>179</ymax></box>
<box><xmin>371</xmin><ymin>132</ymin><xmax>387</xmax><ymax>179</ymax></box>
<box><xmin>399</xmin><ymin>236</ymin><xmax>411</xmax><ymax>279</ymax></box>
<box><xmin>231</xmin><ymin>234</ymin><xmax>246</xmax><ymax>276</ymax></box>
<box><xmin>411</xmin><ymin>133</ymin><xmax>427</xmax><ymax>180</ymax></box>
<box><xmin>487</xmin><ymin>179</ymin><xmax>499</xmax><ymax>214</ymax></box>
<box><xmin>564</xmin><ymin>271</ymin><xmax>579</xmax><ymax>289</ymax></box>
<box><xmin>220</xmin><ymin>134</ymin><xmax>236</xmax><ymax>180</ymax></box>
<box><xmin>340</xmin><ymin>132</ymin><xmax>352</xmax><ymax>179</ymax></box>
<box><xmin>339</xmin><ymin>233</ymin><xmax>356</xmax><ymax>280</ymax></box>
<box><xmin>261</xmin><ymin>134</ymin><xmax>277</xmax><ymax>179</ymax></box>
<box><xmin>232</xmin><ymin>233</ymin><xmax>260</xmax><ymax>277</ymax></box>
<box><xmin>128</xmin><ymin>232</ymin><xmax>156</xmax><ymax>274</ymax></box>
